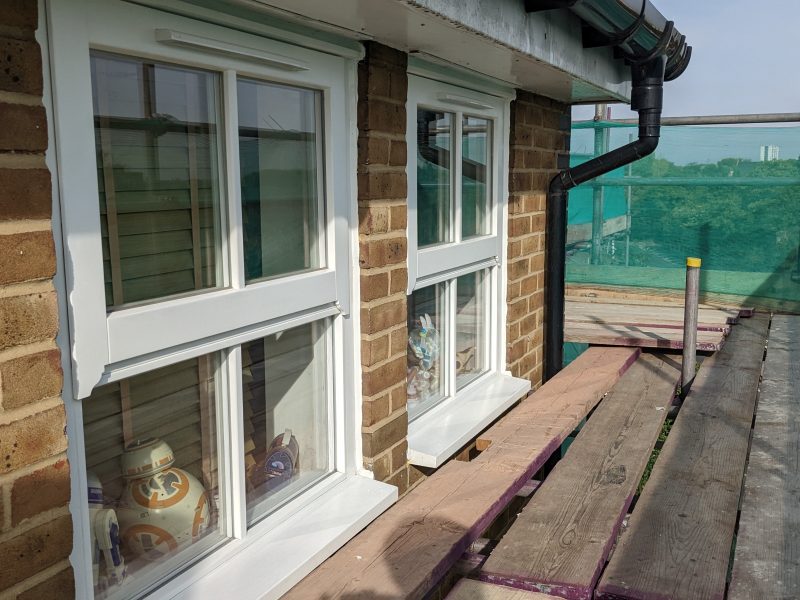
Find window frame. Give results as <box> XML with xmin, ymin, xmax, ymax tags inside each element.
<box><xmin>407</xmin><ymin>74</ymin><xmax>508</xmax><ymax>291</ymax></box>
<box><xmin>405</xmin><ymin>68</ymin><xmax>530</xmax><ymax>465</ymax></box>
<box><xmin>45</xmin><ymin>0</ymin><xmax>395</xmax><ymax>598</ymax></box>
<box><xmin>51</xmin><ymin>0</ymin><xmax>357</xmax><ymax>396</ymax></box>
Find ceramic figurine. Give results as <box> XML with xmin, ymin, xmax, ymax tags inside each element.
<box><xmin>117</xmin><ymin>438</ymin><xmax>210</xmax><ymax>561</ymax></box>
<box><xmin>408</xmin><ymin>313</ymin><xmax>440</xmax><ymax>401</ymax></box>
<box><xmin>95</xmin><ymin>508</ymin><xmax>126</xmax><ymax>589</ymax></box>
<box><xmin>250</xmin><ymin>429</ymin><xmax>299</xmax><ymax>493</ymax></box>
<box><xmin>88</xmin><ymin>471</ymin><xmax>126</xmax><ymax>591</ymax></box>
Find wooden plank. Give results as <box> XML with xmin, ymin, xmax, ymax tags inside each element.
<box><xmin>702</xmin><ymin>313</ymin><xmax>766</xmax><ymax>370</ymax></box>
<box><xmin>446</xmin><ymin>579</ymin><xmax>564</xmax><ymax>600</ymax></box>
<box><xmin>565</xmin><ymin>300</ymin><xmax>735</xmax><ymax>330</ymax></box>
<box><xmin>564</xmin><ymin>321</ymin><xmax>726</xmax><ymax>351</ymax></box>
<box><xmin>566</xmin><ymin>283</ymin><xmax>775</xmax><ymax>316</ymax></box>
<box><xmin>729</xmin><ymin>315</ymin><xmax>800</xmax><ymax>600</ymax></box>
<box><xmin>596</xmin><ymin>315</ymin><xmax>769</xmax><ymax>600</ymax></box>
<box><xmin>481</xmin><ymin>355</ymin><xmax>679</xmax><ymax>600</ymax></box>
<box><xmin>565</xmin><ymin>294</ymin><xmax>746</xmax><ymax>320</ymax></box>
<box><xmin>284</xmin><ymin>347</ymin><xmax>639</xmax><ymax>600</ymax></box>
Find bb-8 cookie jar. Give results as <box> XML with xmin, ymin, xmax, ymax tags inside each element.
<box><xmin>117</xmin><ymin>438</ymin><xmax>211</xmax><ymax>561</ymax></box>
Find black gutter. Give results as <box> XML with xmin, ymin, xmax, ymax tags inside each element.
<box><xmin>525</xmin><ymin>0</ymin><xmax>691</xmax><ymax>81</ymax></box>
<box><xmin>544</xmin><ymin>55</ymin><xmax>666</xmax><ymax>381</ymax></box>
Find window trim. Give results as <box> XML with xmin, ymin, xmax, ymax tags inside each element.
<box><xmin>50</xmin><ymin>0</ymin><xmax>356</xmax><ymax>399</ymax></box>
<box><xmin>45</xmin><ymin>1</ymin><xmax>395</xmax><ymax>598</ymax></box>
<box><xmin>406</xmin><ymin>74</ymin><xmax>509</xmax><ymax>294</ymax></box>
<box><xmin>405</xmin><ymin>69</ymin><xmax>529</xmax><ymax>461</ymax></box>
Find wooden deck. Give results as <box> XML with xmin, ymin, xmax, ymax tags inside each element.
<box><xmin>728</xmin><ymin>315</ymin><xmax>800</xmax><ymax>599</ymax></box>
<box><xmin>284</xmin><ymin>347</ymin><xmax>639</xmax><ymax>599</ymax></box>
<box><xmin>563</xmin><ymin>297</ymin><xmax>753</xmax><ymax>351</ymax></box>
<box><xmin>480</xmin><ymin>355</ymin><xmax>680</xmax><ymax>599</ymax></box>
<box><xmin>441</xmin><ymin>313</ymin><xmax>800</xmax><ymax>600</ymax></box>
<box><xmin>284</xmin><ymin>311</ymin><xmax>798</xmax><ymax>600</ymax></box>
<box><xmin>595</xmin><ymin>314</ymin><xmax>769</xmax><ymax>600</ymax></box>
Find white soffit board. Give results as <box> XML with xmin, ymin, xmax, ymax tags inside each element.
<box><xmin>190</xmin><ymin>0</ymin><xmax>630</xmax><ymax>103</ymax></box>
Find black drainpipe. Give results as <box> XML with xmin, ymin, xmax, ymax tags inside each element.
<box><xmin>544</xmin><ymin>55</ymin><xmax>666</xmax><ymax>381</ymax></box>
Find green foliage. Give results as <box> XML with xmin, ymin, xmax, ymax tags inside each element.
<box><xmin>637</xmin><ymin>417</ymin><xmax>674</xmax><ymax>495</ymax></box>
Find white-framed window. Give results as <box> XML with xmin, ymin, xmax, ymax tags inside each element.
<box><xmin>46</xmin><ymin>1</ymin><xmax>395</xmax><ymax>598</ymax></box>
<box><xmin>405</xmin><ymin>69</ymin><xmax>531</xmax><ymax>467</ymax></box>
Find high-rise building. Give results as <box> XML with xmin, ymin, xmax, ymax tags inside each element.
<box><xmin>760</xmin><ymin>144</ymin><xmax>780</xmax><ymax>161</ymax></box>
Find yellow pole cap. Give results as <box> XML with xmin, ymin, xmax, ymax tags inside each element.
<box><xmin>686</xmin><ymin>257</ymin><xmax>702</xmax><ymax>268</ymax></box>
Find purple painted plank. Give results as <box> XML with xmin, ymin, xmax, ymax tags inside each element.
<box><xmin>429</xmin><ymin>436</ymin><xmax>564</xmax><ymax>586</ymax></box>
<box><xmin>479</xmin><ymin>356</ymin><xmax>679</xmax><ymax>600</ymax></box>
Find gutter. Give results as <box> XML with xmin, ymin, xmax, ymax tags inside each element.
<box><xmin>528</xmin><ymin>0</ymin><xmax>692</xmax><ymax>381</ymax></box>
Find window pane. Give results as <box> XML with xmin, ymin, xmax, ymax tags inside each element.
<box><xmin>238</xmin><ymin>79</ymin><xmax>324</xmax><ymax>282</ymax></box>
<box><xmin>417</xmin><ymin>109</ymin><xmax>453</xmax><ymax>246</ymax></box>
<box><xmin>91</xmin><ymin>53</ymin><xmax>223</xmax><ymax>308</ymax></box>
<box><xmin>82</xmin><ymin>355</ymin><xmax>223</xmax><ymax>598</ymax></box>
<box><xmin>407</xmin><ymin>282</ymin><xmax>447</xmax><ymax>418</ymax></box>
<box><xmin>242</xmin><ymin>322</ymin><xmax>331</xmax><ymax>524</ymax></box>
<box><xmin>456</xmin><ymin>270</ymin><xmax>489</xmax><ymax>389</ymax></box>
<box><xmin>462</xmin><ymin>116</ymin><xmax>491</xmax><ymax>238</ymax></box>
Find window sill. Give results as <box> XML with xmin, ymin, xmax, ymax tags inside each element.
<box><xmin>407</xmin><ymin>372</ymin><xmax>531</xmax><ymax>468</ymax></box>
<box><xmin>160</xmin><ymin>475</ymin><xmax>397</xmax><ymax>600</ymax></box>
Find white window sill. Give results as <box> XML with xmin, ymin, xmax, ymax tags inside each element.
<box><xmin>407</xmin><ymin>372</ymin><xmax>531</xmax><ymax>468</ymax></box>
<box><xmin>160</xmin><ymin>475</ymin><xmax>396</xmax><ymax>600</ymax></box>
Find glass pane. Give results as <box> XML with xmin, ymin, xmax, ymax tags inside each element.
<box><xmin>82</xmin><ymin>355</ymin><xmax>223</xmax><ymax>598</ymax></box>
<box><xmin>417</xmin><ymin>109</ymin><xmax>453</xmax><ymax>246</ymax></box>
<box><xmin>462</xmin><ymin>116</ymin><xmax>491</xmax><ymax>238</ymax></box>
<box><xmin>407</xmin><ymin>282</ymin><xmax>447</xmax><ymax>419</ymax></box>
<box><xmin>238</xmin><ymin>79</ymin><xmax>324</xmax><ymax>282</ymax></box>
<box><xmin>242</xmin><ymin>322</ymin><xmax>330</xmax><ymax>524</ymax></box>
<box><xmin>91</xmin><ymin>52</ymin><xmax>223</xmax><ymax>309</ymax></box>
<box><xmin>456</xmin><ymin>270</ymin><xmax>488</xmax><ymax>389</ymax></box>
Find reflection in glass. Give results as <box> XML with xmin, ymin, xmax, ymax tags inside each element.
<box><xmin>407</xmin><ymin>283</ymin><xmax>447</xmax><ymax>418</ymax></box>
<box><xmin>90</xmin><ymin>52</ymin><xmax>223</xmax><ymax>308</ymax></box>
<box><xmin>456</xmin><ymin>270</ymin><xmax>488</xmax><ymax>389</ymax></box>
<box><xmin>417</xmin><ymin>109</ymin><xmax>453</xmax><ymax>246</ymax></box>
<box><xmin>242</xmin><ymin>322</ymin><xmax>330</xmax><ymax>524</ymax></box>
<box><xmin>82</xmin><ymin>355</ymin><xmax>222</xmax><ymax>599</ymax></box>
<box><xmin>462</xmin><ymin>116</ymin><xmax>491</xmax><ymax>238</ymax></box>
<box><xmin>238</xmin><ymin>79</ymin><xmax>324</xmax><ymax>282</ymax></box>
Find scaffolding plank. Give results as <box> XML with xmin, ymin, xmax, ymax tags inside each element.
<box><xmin>596</xmin><ymin>314</ymin><xmax>769</xmax><ymax>600</ymax></box>
<box><xmin>446</xmin><ymin>579</ymin><xmax>564</xmax><ymax>600</ymax></box>
<box><xmin>283</xmin><ymin>347</ymin><xmax>639</xmax><ymax>600</ymax></box>
<box><xmin>729</xmin><ymin>315</ymin><xmax>800</xmax><ymax>600</ymax></box>
<box><xmin>564</xmin><ymin>321</ymin><xmax>726</xmax><ymax>351</ymax></box>
<box><xmin>565</xmin><ymin>285</ymin><xmax>757</xmax><ymax>317</ymax></box>
<box><xmin>480</xmin><ymin>355</ymin><xmax>679</xmax><ymax>600</ymax></box>
<box><xmin>565</xmin><ymin>299</ymin><xmax>735</xmax><ymax>331</ymax></box>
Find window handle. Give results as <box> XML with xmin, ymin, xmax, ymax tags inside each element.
<box><xmin>155</xmin><ymin>29</ymin><xmax>309</xmax><ymax>71</ymax></box>
<box><xmin>436</xmin><ymin>93</ymin><xmax>493</xmax><ymax>110</ymax></box>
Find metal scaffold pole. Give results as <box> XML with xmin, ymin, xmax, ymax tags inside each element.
<box><xmin>681</xmin><ymin>257</ymin><xmax>701</xmax><ymax>396</ymax></box>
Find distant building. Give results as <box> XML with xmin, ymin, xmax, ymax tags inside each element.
<box><xmin>760</xmin><ymin>144</ymin><xmax>780</xmax><ymax>161</ymax></box>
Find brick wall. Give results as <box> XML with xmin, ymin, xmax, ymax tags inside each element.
<box><xmin>357</xmin><ymin>43</ymin><xmax>415</xmax><ymax>495</ymax></box>
<box><xmin>506</xmin><ymin>91</ymin><xmax>570</xmax><ymax>389</ymax></box>
<box><xmin>0</xmin><ymin>2</ymin><xmax>73</xmax><ymax>598</ymax></box>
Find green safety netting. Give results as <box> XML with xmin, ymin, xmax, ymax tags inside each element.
<box><xmin>566</xmin><ymin>121</ymin><xmax>800</xmax><ymax>311</ymax></box>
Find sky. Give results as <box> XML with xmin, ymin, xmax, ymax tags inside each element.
<box><xmin>572</xmin><ymin>0</ymin><xmax>800</xmax><ymax>121</ymax></box>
